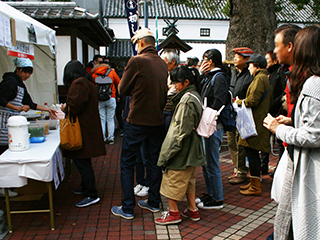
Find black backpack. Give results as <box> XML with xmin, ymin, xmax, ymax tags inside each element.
<box><xmin>210</xmin><ymin>72</ymin><xmax>237</xmax><ymax>132</ymax></box>
<box><xmin>95</xmin><ymin>68</ymin><xmax>113</xmax><ymax>101</ymax></box>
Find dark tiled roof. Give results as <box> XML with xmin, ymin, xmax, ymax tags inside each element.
<box><xmin>108</xmin><ymin>40</ymin><xmax>133</xmax><ymax>58</ymax></box>
<box><xmin>159</xmin><ymin>34</ymin><xmax>192</xmax><ymax>53</ymax></box>
<box><xmin>6</xmin><ymin>2</ymin><xmax>114</xmax><ymax>46</ymax></box>
<box><xmin>108</xmin><ymin>38</ymin><xmax>226</xmax><ymax>59</ymax></box>
<box><xmin>276</xmin><ymin>0</ymin><xmax>320</xmax><ymax>23</ymax></box>
<box><xmin>7</xmin><ymin>2</ymin><xmax>100</xmax><ymax>20</ymax></box>
<box><xmin>105</xmin><ymin>0</ymin><xmax>320</xmax><ymax>23</ymax></box>
<box><xmin>105</xmin><ymin>0</ymin><xmax>228</xmax><ymax>20</ymax></box>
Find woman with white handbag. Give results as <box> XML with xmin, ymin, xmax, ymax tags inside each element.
<box><xmin>263</xmin><ymin>25</ymin><xmax>320</xmax><ymax>240</ymax></box>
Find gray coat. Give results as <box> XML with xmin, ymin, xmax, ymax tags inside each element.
<box><xmin>275</xmin><ymin>75</ymin><xmax>320</xmax><ymax>239</ymax></box>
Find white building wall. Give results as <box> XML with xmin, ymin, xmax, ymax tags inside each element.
<box><xmin>77</xmin><ymin>38</ymin><xmax>83</xmax><ymax>63</ymax></box>
<box><xmin>109</xmin><ymin>18</ymin><xmax>229</xmax><ymax>41</ymax></box>
<box><xmin>88</xmin><ymin>45</ymin><xmax>95</xmax><ymax>62</ymax></box>
<box><xmin>108</xmin><ymin>18</ymin><xmax>229</xmax><ymax>61</ymax></box>
<box><xmin>56</xmin><ymin>36</ymin><xmax>71</xmax><ymax>85</ymax></box>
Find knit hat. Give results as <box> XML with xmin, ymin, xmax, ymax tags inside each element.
<box><xmin>246</xmin><ymin>53</ymin><xmax>267</xmax><ymax>68</ymax></box>
<box><xmin>13</xmin><ymin>58</ymin><xmax>33</xmax><ymax>68</ymax></box>
<box><xmin>233</xmin><ymin>47</ymin><xmax>254</xmax><ymax>57</ymax></box>
<box><xmin>131</xmin><ymin>28</ymin><xmax>155</xmax><ymax>44</ymax></box>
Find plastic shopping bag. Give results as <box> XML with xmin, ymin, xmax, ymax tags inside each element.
<box><xmin>235</xmin><ymin>101</ymin><xmax>257</xmax><ymax>139</ymax></box>
<box><xmin>271</xmin><ymin>148</ymin><xmax>289</xmax><ymax>203</ymax></box>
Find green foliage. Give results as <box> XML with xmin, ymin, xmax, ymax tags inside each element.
<box><xmin>222</xmin><ymin>0</ymin><xmax>230</xmax><ymax>17</ymax></box>
<box><xmin>49</xmin><ymin>0</ymin><xmax>71</xmax><ymax>2</ymax></box>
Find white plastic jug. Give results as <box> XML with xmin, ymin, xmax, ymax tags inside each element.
<box><xmin>7</xmin><ymin>116</ymin><xmax>30</xmax><ymax>151</ymax></box>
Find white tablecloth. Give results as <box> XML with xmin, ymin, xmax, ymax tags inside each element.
<box><xmin>0</xmin><ymin>129</ymin><xmax>61</xmax><ymax>188</ymax></box>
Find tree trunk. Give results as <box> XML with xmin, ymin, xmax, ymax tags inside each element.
<box><xmin>226</xmin><ymin>0</ymin><xmax>277</xmax><ymax>61</ymax></box>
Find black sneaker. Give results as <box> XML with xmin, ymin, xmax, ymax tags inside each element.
<box><xmin>76</xmin><ymin>197</ymin><xmax>100</xmax><ymax>208</ymax></box>
<box><xmin>197</xmin><ymin>197</ymin><xmax>223</xmax><ymax>210</ymax></box>
<box><xmin>73</xmin><ymin>188</ymin><xmax>85</xmax><ymax>195</ymax></box>
<box><xmin>195</xmin><ymin>193</ymin><xmax>212</xmax><ymax>204</ymax></box>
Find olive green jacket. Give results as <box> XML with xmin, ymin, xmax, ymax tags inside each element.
<box><xmin>157</xmin><ymin>85</ymin><xmax>205</xmax><ymax>171</ymax></box>
<box><xmin>236</xmin><ymin>69</ymin><xmax>272</xmax><ymax>152</ymax></box>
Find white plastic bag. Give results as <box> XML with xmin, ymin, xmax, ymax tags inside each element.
<box><xmin>271</xmin><ymin>148</ymin><xmax>289</xmax><ymax>203</ymax></box>
<box><xmin>236</xmin><ymin>101</ymin><xmax>257</xmax><ymax>139</ymax></box>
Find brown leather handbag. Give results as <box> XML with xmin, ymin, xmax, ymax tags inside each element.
<box><xmin>60</xmin><ymin>107</ymin><xmax>82</xmax><ymax>151</ymax></box>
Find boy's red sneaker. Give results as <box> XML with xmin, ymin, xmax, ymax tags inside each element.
<box><xmin>155</xmin><ymin>209</ymin><xmax>181</xmax><ymax>225</ymax></box>
<box><xmin>181</xmin><ymin>207</ymin><xmax>200</xmax><ymax>221</ymax></box>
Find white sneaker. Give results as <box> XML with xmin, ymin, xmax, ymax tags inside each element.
<box><xmin>136</xmin><ymin>186</ymin><xmax>149</xmax><ymax>197</ymax></box>
<box><xmin>0</xmin><ymin>188</ymin><xmax>18</xmax><ymax>198</ymax></box>
<box><xmin>134</xmin><ymin>184</ymin><xmax>144</xmax><ymax>195</ymax></box>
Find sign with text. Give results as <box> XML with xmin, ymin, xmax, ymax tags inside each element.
<box><xmin>125</xmin><ymin>0</ymin><xmax>139</xmax><ymax>56</ymax></box>
<box><xmin>7</xmin><ymin>41</ymin><xmax>34</xmax><ymax>59</ymax></box>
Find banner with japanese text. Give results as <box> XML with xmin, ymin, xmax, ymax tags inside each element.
<box><xmin>125</xmin><ymin>0</ymin><xmax>139</xmax><ymax>56</ymax></box>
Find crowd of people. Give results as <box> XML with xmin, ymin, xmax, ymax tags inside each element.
<box><xmin>1</xmin><ymin>23</ymin><xmax>320</xmax><ymax>239</ymax></box>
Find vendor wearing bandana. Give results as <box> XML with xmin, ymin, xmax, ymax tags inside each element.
<box><xmin>0</xmin><ymin>58</ymin><xmax>56</xmax><ymax>155</ymax></box>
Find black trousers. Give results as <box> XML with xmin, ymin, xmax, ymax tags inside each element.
<box><xmin>0</xmin><ymin>145</ymin><xmax>8</xmax><ymax>155</ymax></box>
<box><xmin>244</xmin><ymin>147</ymin><xmax>261</xmax><ymax>177</ymax></box>
<box><xmin>74</xmin><ymin>158</ymin><xmax>98</xmax><ymax>198</ymax></box>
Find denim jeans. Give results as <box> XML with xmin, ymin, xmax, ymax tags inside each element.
<box><xmin>121</xmin><ymin>122</ymin><xmax>165</xmax><ymax>214</ymax></box>
<box><xmin>202</xmin><ymin>128</ymin><xmax>224</xmax><ymax>202</ymax></box>
<box><xmin>98</xmin><ymin>97</ymin><xmax>116</xmax><ymax>141</ymax></box>
<box><xmin>135</xmin><ymin>141</ymin><xmax>151</xmax><ymax>187</ymax></box>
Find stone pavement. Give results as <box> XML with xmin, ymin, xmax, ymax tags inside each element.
<box><xmin>0</xmin><ymin>133</ymin><xmax>279</xmax><ymax>239</ymax></box>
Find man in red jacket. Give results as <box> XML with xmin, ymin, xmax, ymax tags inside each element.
<box><xmin>111</xmin><ymin>28</ymin><xmax>168</xmax><ymax>220</ymax></box>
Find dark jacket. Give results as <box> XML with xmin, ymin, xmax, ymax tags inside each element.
<box><xmin>200</xmin><ymin>69</ymin><xmax>229</xmax><ymax>126</ymax></box>
<box><xmin>0</xmin><ymin>72</ymin><xmax>37</xmax><ymax>109</ymax></box>
<box><xmin>230</xmin><ymin>66</ymin><xmax>253</xmax><ymax>100</ymax></box>
<box><xmin>118</xmin><ymin>46</ymin><xmax>168</xmax><ymax>126</ymax></box>
<box><xmin>157</xmin><ymin>85</ymin><xmax>205</xmax><ymax>171</ymax></box>
<box><xmin>64</xmin><ymin>77</ymin><xmax>106</xmax><ymax>159</ymax></box>
<box><xmin>237</xmin><ymin>69</ymin><xmax>272</xmax><ymax>153</ymax></box>
<box><xmin>267</xmin><ymin>64</ymin><xmax>287</xmax><ymax>116</ymax></box>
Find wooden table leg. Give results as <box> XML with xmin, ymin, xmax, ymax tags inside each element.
<box><xmin>47</xmin><ymin>183</ymin><xmax>55</xmax><ymax>230</ymax></box>
<box><xmin>4</xmin><ymin>189</ymin><xmax>12</xmax><ymax>233</ymax></box>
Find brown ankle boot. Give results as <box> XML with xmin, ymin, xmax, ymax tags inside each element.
<box><xmin>240</xmin><ymin>181</ymin><xmax>251</xmax><ymax>190</ymax></box>
<box><xmin>240</xmin><ymin>177</ymin><xmax>261</xmax><ymax>196</ymax></box>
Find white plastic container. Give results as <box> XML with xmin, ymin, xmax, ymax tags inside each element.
<box><xmin>7</xmin><ymin>116</ymin><xmax>30</xmax><ymax>151</ymax></box>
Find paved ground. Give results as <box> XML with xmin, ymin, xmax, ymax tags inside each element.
<box><xmin>0</xmin><ymin>132</ymin><xmax>279</xmax><ymax>240</ymax></box>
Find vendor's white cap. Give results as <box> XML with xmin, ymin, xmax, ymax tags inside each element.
<box><xmin>131</xmin><ymin>28</ymin><xmax>155</xmax><ymax>43</ymax></box>
<box><xmin>7</xmin><ymin>116</ymin><xmax>30</xmax><ymax>127</ymax></box>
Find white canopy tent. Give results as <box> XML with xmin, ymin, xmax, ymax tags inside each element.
<box><xmin>0</xmin><ymin>2</ymin><xmax>57</xmax><ymax>106</ymax></box>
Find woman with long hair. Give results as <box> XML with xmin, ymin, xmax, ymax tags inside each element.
<box><xmin>195</xmin><ymin>49</ymin><xmax>229</xmax><ymax>210</ymax></box>
<box><xmin>264</xmin><ymin>25</ymin><xmax>320</xmax><ymax>239</ymax></box>
<box><xmin>62</xmin><ymin>60</ymin><xmax>106</xmax><ymax>208</ymax></box>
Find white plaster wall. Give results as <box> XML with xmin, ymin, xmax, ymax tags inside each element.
<box><xmin>56</xmin><ymin>36</ymin><xmax>71</xmax><ymax>85</ymax></box>
<box><xmin>108</xmin><ymin>18</ymin><xmax>229</xmax><ymax>41</ymax></box>
<box><xmin>77</xmin><ymin>37</ymin><xmax>83</xmax><ymax>63</ymax></box>
<box><xmin>88</xmin><ymin>45</ymin><xmax>95</xmax><ymax>62</ymax></box>
<box><xmin>180</xmin><ymin>43</ymin><xmax>226</xmax><ymax>62</ymax></box>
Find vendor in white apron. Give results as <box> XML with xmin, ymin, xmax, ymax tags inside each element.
<box><xmin>0</xmin><ymin>58</ymin><xmax>56</xmax><ymax>197</ymax></box>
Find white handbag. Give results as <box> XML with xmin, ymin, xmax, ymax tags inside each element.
<box><xmin>271</xmin><ymin>148</ymin><xmax>289</xmax><ymax>203</ymax></box>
